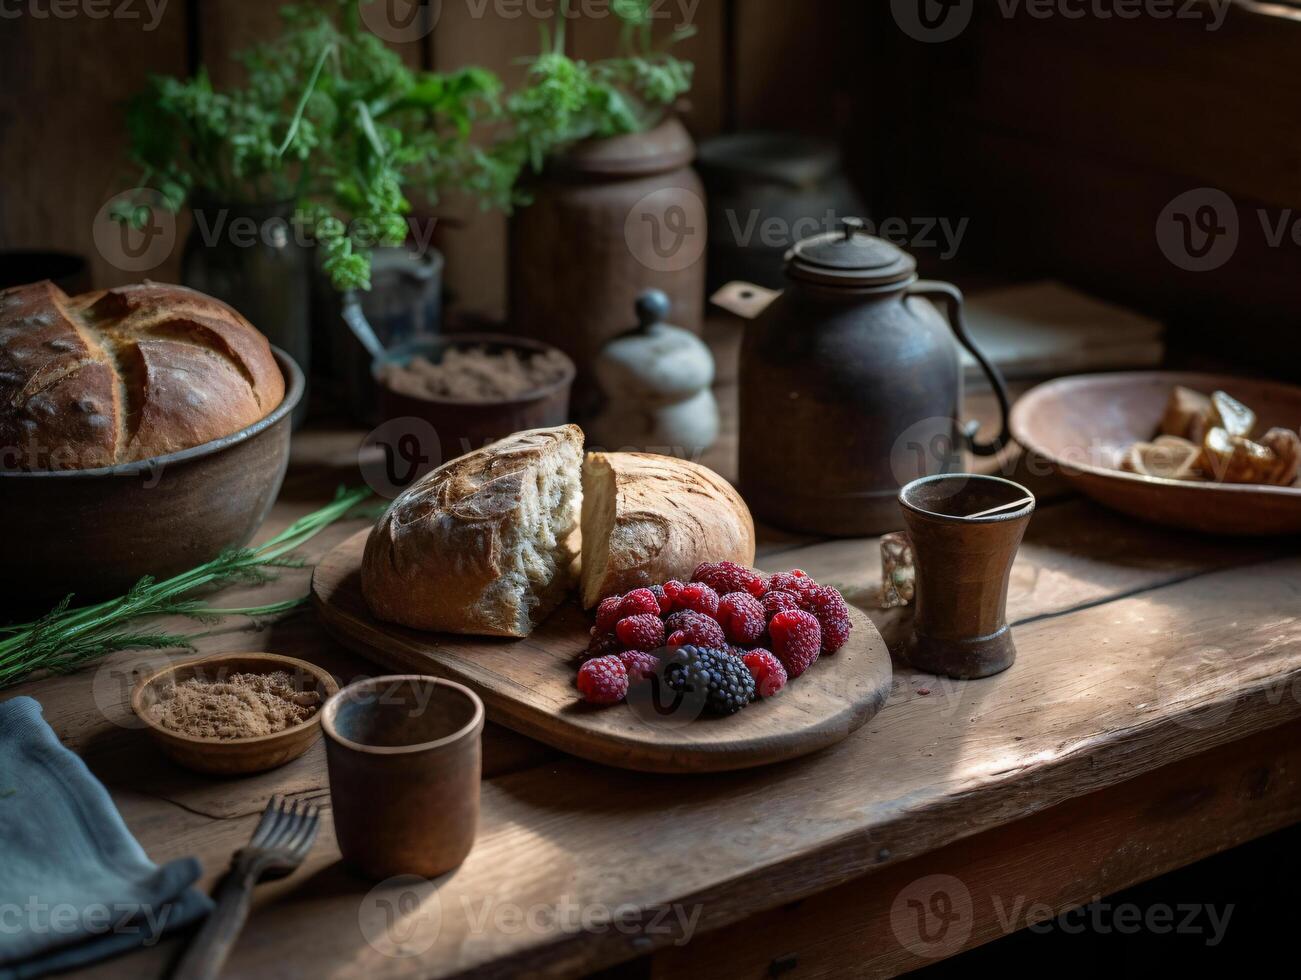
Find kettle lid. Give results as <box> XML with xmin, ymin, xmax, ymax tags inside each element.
<box><xmin>786</xmin><ymin>217</ymin><xmax>916</xmax><ymax>288</ymax></box>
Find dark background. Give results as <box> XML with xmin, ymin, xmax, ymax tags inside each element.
<box><xmin>2</xmin><ymin>0</ymin><xmax>1299</xmax><ymax>378</ymax></box>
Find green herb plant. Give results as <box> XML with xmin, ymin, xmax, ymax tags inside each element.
<box><xmin>0</xmin><ymin>487</ymin><xmax>378</xmax><ymax>689</ymax></box>
<box><xmin>116</xmin><ymin>0</ymin><xmax>501</xmax><ymax>291</ymax></box>
<box><xmin>481</xmin><ymin>0</ymin><xmax>696</xmax><ymax>208</ymax></box>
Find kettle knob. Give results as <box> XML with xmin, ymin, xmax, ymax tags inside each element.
<box><xmin>842</xmin><ymin>216</ymin><xmax>867</xmax><ymax>240</ymax></box>
<box><xmin>635</xmin><ymin>289</ymin><xmax>672</xmax><ymax>330</ymax></box>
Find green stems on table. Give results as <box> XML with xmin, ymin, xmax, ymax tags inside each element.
<box><xmin>0</xmin><ymin>486</ymin><xmax>376</xmax><ymax>689</ymax></box>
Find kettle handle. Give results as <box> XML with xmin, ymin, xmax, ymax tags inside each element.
<box><xmin>908</xmin><ymin>280</ymin><xmax>1011</xmax><ymax>457</ymax></box>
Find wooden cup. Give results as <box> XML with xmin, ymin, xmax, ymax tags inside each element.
<box><xmin>322</xmin><ymin>676</ymin><xmax>484</xmax><ymax>879</ymax></box>
<box><xmin>899</xmin><ymin>475</ymin><xmax>1035</xmax><ymax>679</ymax></box>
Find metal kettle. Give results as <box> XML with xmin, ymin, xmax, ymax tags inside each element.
<box><xmin>718</xmin><ymin>217</ymin><xmax>1011</xmax><ymax>536</ymax></box>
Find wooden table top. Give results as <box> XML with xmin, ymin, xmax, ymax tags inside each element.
<box><xmin>13</xmin><ymin>367</ymin><xmax>1301</xmax><ymax>979</ymax></box>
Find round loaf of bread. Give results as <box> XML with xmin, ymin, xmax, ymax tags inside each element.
<box><xmin>580</xmin><ymin>451</ymin><xmax>756</xmax><ymax>608</ymax></box>
<box><xmin>362</xmin><ymin>425</ymin><xmax>585</xmax><ymax>637</ymax></box>
<box><xmin>0</xmin><ymin>280</ymin><xmax>285</xmax><ymax>471</ymax></box>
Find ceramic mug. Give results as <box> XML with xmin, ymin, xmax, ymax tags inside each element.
<box><xmin>322</xmin><ymin>676</ymin><xmax>484</xmax><ymax>879</ymax></box>
<box><xmin>899</xmin><ymin>474</ymin><xmax>1035</xmax><ymax>679</ymax></box>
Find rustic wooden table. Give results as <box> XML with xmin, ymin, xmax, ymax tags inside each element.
<box><xmin>16</xmin><ymin>336</ymin><xmax>1301</xmax><ymax>979</ymax></box>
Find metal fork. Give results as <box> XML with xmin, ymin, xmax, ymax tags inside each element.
<box><xmin>172</xmin><ymin>795</ymin><xmax>321</xmax><ymax>980</ymax></box>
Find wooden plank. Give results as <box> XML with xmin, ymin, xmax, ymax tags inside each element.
<box><xmin>948</xmin><ymin>7</ymin><xmax>1301</xmax><ymax>209</ymax></box>
<box><xmin>64</xmin><ymin>553</ymin><xmax>1301</xmax><ymax>979</ymax></box>
<box><xmin>651</xmin><ymin>716</ymin><xmax>1301</xmax><ymax>978</ymax></box>
<box><xmin>310</xmin><ymin>530</ymin><xmax>893</xmax><ymax>773</ymax></box>
<box><xmin>732</xmin><ymin>0</ymin><xmax>862</xmax><ymax>132</ymax></box>
<box><xmin>428</xmin><ymin>2</ymin><xmax>540</xmax><ymax>321</ymax></box>
<box><xmin>0</xmin><ymin>3</ymin><xmax>189</xmax><ymax>287</ymax></box>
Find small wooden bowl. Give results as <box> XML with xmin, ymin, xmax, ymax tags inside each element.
<box><xmin>1012</xmin><ymin>371</ymin><xmax>1301</xmax><ymax>535</ymax></box>
<box><xmin>132</xmin><ymin>653</ymin><xmax>339</xmax><ymax>776</ymax></box>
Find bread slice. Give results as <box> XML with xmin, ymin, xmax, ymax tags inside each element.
<box><xmin>362</xmin><ymin>425</ymin><xmax>584</xmax><ymax>637</ymax></box>
<box><xmin>581</xmin><ymin>452</ymin><xmax>755</xmax><ymax>609</ymax></box>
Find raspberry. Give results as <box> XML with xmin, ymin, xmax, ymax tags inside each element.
<box><xmin>768</xmin><ymin>610</ymin><xmax>822</xmax><ymax>679</ymax></box>
<box><xmin>662</xmin><ymin>580</ymin><xmax>686</xmax><ymax>605</ymax></box>
<box><xmin>766</xmin><ymin>570</ymin><xmax>817</xmax><ymax>598</ymax></box>
<box><xmin>577</xmin><ymin>656</ymin><xmax>629</xmax><ymax>705</ymax></box>
<box><xmin>648</xmin><ymin>584</ymin><xmax>673</xmax><ymax>615</ymax></box>
<box><xmin>618</xmin><ymin>588</ymin><xmax>661</xmax><ymax>619</ymax></box>
<box><xmin>716</xmin><ymin>592</ymin><xmax>766</xmax><ymax>645</ymax></box>
<box><xmin>664</xmin><ymin>610</ymin><xmax>726</xmax><ymax>649</ymax></box>
<box><xmin>742</xmin><ymin>649</ymin><xmax>788</xmax><ymax>698</ymax></box>
<box><xmin>674</xmin><ymin>582</ymin><xmax>719</xmax><ymax>617</ymax></box>
<box><xmin>693</xmin><ymin>561</ymin><xmax>764</xmax><ymax>598</ymax></box>
<box><xmin>805</xmin><ymin>585</ymin><xmax>852</xmax><ymax>653</ymax></box>
<box><xmin>595</xmin><ymin>595</ymin><xmax>624</xmax><ymax>635</ymax></box>
<box><xmin>616</xmin><ymin>614</ymin><xmax>666</xmax><ymax>651</ymax></box>
<box><xmin>762</xmin><ymin>589</ymin><xmax>802</xmax><ymax>620</ymax></box>
<box><xmin>587</xmin><ymin>632</ymin><xmax>620</xmax><ymax>658</ymax></box>
<box><xmin>618</xmin><ymin>649</ymin><xmax>661</xmax><ymax>683</ymax></box>
<box><xmin>745</xmin><ymin>573</ymin><xmax>769</xmax><ymax>598</ymax></box>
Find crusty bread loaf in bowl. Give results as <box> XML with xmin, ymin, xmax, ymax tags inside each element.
<box><xmin>362</xmin><ymin>425</ymin><xmax>584</xmax><ymax>637</ymax></box>
<box><xmin>0</xmin><ymin>279</ymin><xmax>301</xmax><ymax>604</ymax></box>
<box><xmin>580</xmin><ymin>452</ymin><xmax>756</xmax><ymax>608</ymax></box>
<box><xmin>0</xmin><ymin>280</ymin><xmax>284</xmax><ymax>471</ymax></box>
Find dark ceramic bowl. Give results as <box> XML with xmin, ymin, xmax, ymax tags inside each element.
<box><xmin>373</xmin><ymin>333</ymin><xmax>574</xmax><ymax>470</ymax></box>
<box><xmin>0</xmin><ymin>348</ymin><xmax>303</xmax><ymax>607</ymax></box>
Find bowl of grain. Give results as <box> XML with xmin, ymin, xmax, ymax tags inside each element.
<box><xmin>373</xmin><ymin>333</ymin><xmax>575</xmax><ymax>469</ymax></box>
<box><xmin>132</xmin><ymin>653</ymin><xmax>339</xmax><ymax>775</ymax></box>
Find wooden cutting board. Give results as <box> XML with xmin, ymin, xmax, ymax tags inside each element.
<box><xmin>311</xmin><ymin>530</ymin><xmax>893</xmax><ymax>773</ymax></box>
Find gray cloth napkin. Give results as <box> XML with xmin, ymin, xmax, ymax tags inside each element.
<box><xmin>0</xmin><ymin>696</ymin><xmax>212</xmax><ymax>979</ymax></box>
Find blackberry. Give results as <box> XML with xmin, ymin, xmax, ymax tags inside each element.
<box><xmin>662</xmin><ymin>645</ymin><xmax>755</xmax><ymax>716</ymax></box>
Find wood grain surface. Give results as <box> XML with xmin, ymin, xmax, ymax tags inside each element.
<box><xmin>311</xmin><ymin>530</ymin><xmax>893</xmax><ymax>773</ymax></box>
<box><xmin>10</xmin><ymin>383</ymin><xmax>1297</xmax><ymax>980</ymax></box>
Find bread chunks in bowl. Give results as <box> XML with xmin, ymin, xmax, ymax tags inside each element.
<box><xmin>581</xmin><ymin>451</ymin><xmax>756</xmax><ymax>609</ymax></box>
<box><xmin>362</xmin><ymin>425</ymin><xmax>584</xmax><ymax>637</ymax></box>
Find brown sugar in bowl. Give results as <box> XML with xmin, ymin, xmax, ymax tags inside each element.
<box><xmin>132</xmin><ymin>653</ymin><xmax>339</xmax><ymax>776</ymax></box>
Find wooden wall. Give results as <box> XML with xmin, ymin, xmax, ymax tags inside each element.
<box><xmin>0</xmin><ymin>0</ymin><xmax>856</xmax><ymax>317</ymax></box>
<box><xmin>857</xmin><ymin>0</ymin><xmax>1301</xmax><ymax>376</ymax></box>
<box><xmin>4</xmin><ymin>0</ymin><xmax>1298</xmax><ymax>379</ymax></box>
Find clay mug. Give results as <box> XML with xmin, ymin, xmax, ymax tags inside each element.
<box><xmin>898</xmin><ymin>475</ymin><xmax>1035</xmax><ymax>679</ymax></box>
<box><xmin>322</xmin><ymin>676</ymin><xmax>484</xmax><ymax>879</ymax></box>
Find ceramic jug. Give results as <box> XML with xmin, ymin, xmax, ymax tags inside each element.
<box><xmin>721</xmin><ymin>218</ymin><xmax>1011</xmax><ymax>536</ymax></box>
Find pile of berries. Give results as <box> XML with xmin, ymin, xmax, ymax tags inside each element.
<box><xmin>575</xmin><ymin>561</ymin><xmax>853</xmax><ymax>715</ymax></box>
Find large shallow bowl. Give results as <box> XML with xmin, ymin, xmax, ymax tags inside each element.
<box><xmin>0</xmin><ymin>348</ymin><xmax>303</xmax><ymax>607</ymax></box>
<box><xmin>1011</xmin><ymin>371</ymin><xmax>1301</xmax><ymax>536</ymax></box>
